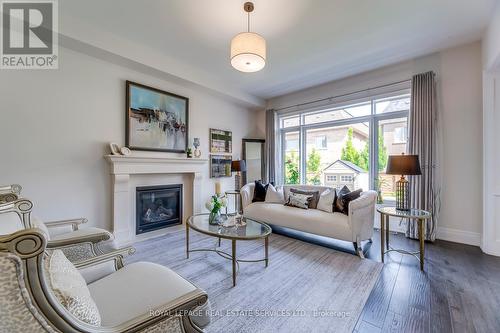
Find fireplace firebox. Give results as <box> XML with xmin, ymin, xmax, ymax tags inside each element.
<box><xmin>136</xmin><ymin>185</ymin><xmax>182</xmax><ymax>235</ymax></box>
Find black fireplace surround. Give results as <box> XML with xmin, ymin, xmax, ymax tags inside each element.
<box><xmin>136</xmin><ymin>184</ymin><xmax>182</xmax><ymax>235</ymax></box>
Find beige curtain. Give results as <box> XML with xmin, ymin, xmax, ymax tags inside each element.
<box><xmin>407</xmin><ymin>71</ymin><xmax>441</xmax><ymax>241</ymax></box>
<box><xmin>265</xmin><ymin>109</ymin><xmax>276</xmax><ymax>184</ymax></box>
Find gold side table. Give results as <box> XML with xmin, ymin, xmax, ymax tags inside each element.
<box><xmin>377</xmin><ymin>206</ymin><xmax>432</xmax><ymax>271</ymax></box>
<box><xmin>225</xmin><ymin>190</ymin><xmax>242</xmax><ymax>215</ymax></box>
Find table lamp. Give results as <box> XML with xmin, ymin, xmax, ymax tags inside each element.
<box><xmin>385</xmin><ymin>153</ymin><xmax>421</xmax><ymax>211</ymax></box>
<box><xmin>231</xmin><ymin>160</ymin><xmax>246</xmax><ymax>191</ymax></box>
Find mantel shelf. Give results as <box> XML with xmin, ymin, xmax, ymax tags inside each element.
<box><xmin>105</xmin><ymin>155</ymin><xmax>208</xmax><ymax>164</ymax></box>
<box><xmin>104</xmin><ymin>154</ymin><xmax>208</xmax><ymax>175</ymax></box>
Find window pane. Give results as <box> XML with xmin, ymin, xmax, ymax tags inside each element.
<box><xmin>281</xmin><ymin>116</ymin><xmax>300</xmax><ymax>128</ymax></box>
<box><xmin>304</xmin><ymin>102</ymin><xmax>371</xmax><ymax>125</ymax></box>
<box><xmin>377</xmin><ymin>117</ymin><xmax>408</xmax><ymax>202</ymax></box>
<box><xmin>284</xmin><ymin>131</ymin><xmax>300</xmax><ymax>184</ymax></box>
<box><xmin>375</xmin><ymin>95</ymin><xmax>410</xmax><ymax>114</ymax></box>
<box><xmin>305</xmin><ymin>123</ymin><xmax>369</xmax><ymax>191</ymax></box>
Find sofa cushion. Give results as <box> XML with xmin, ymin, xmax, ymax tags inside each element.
<box><xmin>285</xmin><ymin>192</ymin><xmax>312</xmax><ymax>209</ymax></box>
<box><xmin>88</xmin><ymin>262</ymin><xmax>198</xmax><ymax>326</ymax></box>
<box><xmin>265</xmin><ymin>184</ymin><xmax>285</xmax><ymax>204</ymax></box>
<box><xmin>290</xmin><ymin>188</ymin><xmax>320</xmax><ymax>209</ymax></box>
<box><xmin>335</xmin><ymin>186</ymin><xmax>362</xmax><ymax>215</ymax></box>
<box><xmin>244</xmin><ymin>202</ymin><xmax>352</xmax><ymax>241</ymax></box>
<box><xmin>46</xmin><ymin>250</ymin><xmax>101</xmax><ymax>326</ymax></box>
<box><xmin>317</xmin><ymin>189</ymin><xmax>336</xmax><ymax>213</ymax></box>
<box><xmin>252</xmin><ymin>180</ymin><xmax>269</xmax><ymax>202</ymax></box>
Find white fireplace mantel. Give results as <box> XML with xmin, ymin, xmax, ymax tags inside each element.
<box><xmin>105</xmin><ymin>155</ymin><xmax>208</xmax><ymax>245</ymax></box>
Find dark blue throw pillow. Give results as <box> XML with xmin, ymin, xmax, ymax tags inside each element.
<box><xmin>252</xmin><ymin>180</ymin><xmax>269</xmax><ymax>202</ymax></box>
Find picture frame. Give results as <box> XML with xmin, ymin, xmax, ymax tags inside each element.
<box><xmin>126</xmin><ymin>81</ymin><xmax>189</xmax><ymax>153</ymax></box>
<box><xmin>210</xmin><ymin>155</ymin><xmax>232</xmax><ymax>178</ymax></box>
<box><xmin>210</xmin><ymin>128</ymin><xmax>232</xmax><ymax>154</ymax></box>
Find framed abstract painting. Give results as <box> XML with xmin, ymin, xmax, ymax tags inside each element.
<box><xmin>126</xmin><ymin>81</ymin><xmax>188</xmax><ymax>153</ymax></box>
<box><xmin>210</xmin><ymin>128</ymin><xmax>232</xmax><ymax>154</ymax></box>
<box><xmin>210</xmin><ymin>155</ymin><xmax>232</xmax><ymax>178</ymax></box>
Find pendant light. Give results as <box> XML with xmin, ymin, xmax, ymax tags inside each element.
<box><xmin>230</xmin><ymin>2</ymin><xmax>266</xmax><ymax>73</ymax></box>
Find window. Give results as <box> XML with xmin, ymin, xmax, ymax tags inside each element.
<box><xmin>393</xmin><ymin>127</ymin><xmax>407</xmax><ymax>143</ymax></box>
<box><xmin>341</xmin><ymin>175</ymin><xmax>353</xmax><ymax>182</ymax></box>
<box><xmin>278</xmin><ymin>89</ymin><xmax>410</xmax><ymax>198</ymax></box>
<box><xmin>315</xmin><ymin>135</ymin><xmax>327</xmax><ymax>149</ymax></box>
<box><xmin>326</xmin><ymin>175</ymin><xmax>337</xmax><ymax>182</ymax></box>
<box><xmin>377</xmin><ymin>117</ymin><xmax>408</xmax><ymax>202</ymax></box>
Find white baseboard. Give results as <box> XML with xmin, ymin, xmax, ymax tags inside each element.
<box><xmin>436</xmin><ymin>227</ymin><xmax>481</xmax><ymax>246</ymax></box>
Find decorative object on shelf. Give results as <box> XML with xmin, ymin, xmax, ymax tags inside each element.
<box><xmin>206</xmin><ymin>194</ymin><xmax>227</xmax><ymax>225</ymax></box>
<box><xmin>109</xmin><ymin>143</ymin><xmax>121</xmax><ymax>155</ymax></box>
<box><xmin>230</xmin><ymin>2</ymin><xmax>266</xmax><ymax>73</ymax></box>
<box><xmin>120</xmin><ymin>147</ymin><xmax>131</xmax><ymax>156</ymax></box>
<box><xmin>186</xmin><ymin>147</ymin><xmax>193</xmax><ymax>158</ymax></box>
<box><xmin>193</xmin><ymin>137</ymin><xmax>202</xmax><ymax>158</ymax></box>
<box><xmin>210</xmin><ymin>155</ymin><xmax>232</xmax><ymax>178</ymax></box>
<box><xmin>210</xmin><ymin>128</ymin><xmax>232</xmax><ymax>154</ymax></box>
<box><xmin>231</xmin><ymin>160</ymin><xmax>246</xmax><ymax>190</ymax></box>
<box><xmin>126</xmin><ymin>81</ymin><xmax>188</xmax><ymax>153</ymax></box>
<box><xmin>385</xmin><ymin>153</ymin><xmax>422</xmax><ymax>211</ymax></box>
<box><xmin>215</xmin><ymin>181</ymin><xmax>221</xmax><ymax>195</ymax></box>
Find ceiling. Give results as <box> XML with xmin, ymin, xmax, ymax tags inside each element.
<box><xmin>60</xmin><ymin>0</ymin><xmax>497</xmax><ymax>105</ymax></box>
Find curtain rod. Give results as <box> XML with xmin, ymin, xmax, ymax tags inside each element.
<box><xmin>273</xmin><ymin>79</ymin><xmax>412</xmax><ymax>113</ymax></box>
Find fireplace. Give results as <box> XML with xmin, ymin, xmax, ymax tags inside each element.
<box><xmin>136</xmin><ymin>185</ymin><xmax>182</xmax><ymax>235</ymax></box>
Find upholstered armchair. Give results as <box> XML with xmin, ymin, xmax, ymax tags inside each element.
<box><xmin>0</xmin><ymin>186</ymin><xmax>115</xmax><ymax>263</ymax></box>
<box><xmin>0</xmin><ymin>227</ymin><xmax>210</xmax><ymax>332</ymax></box>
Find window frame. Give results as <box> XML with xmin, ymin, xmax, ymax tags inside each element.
<box><xmin>277</xmin><ymin>88</ymin><xmax>410</xmax><ymax>191</ymax></box>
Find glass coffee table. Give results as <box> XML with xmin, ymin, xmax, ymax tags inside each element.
<box><xmin>186</xmin><ymin>214</ymin><xmax>272</xmax><ymax>287</ymax></box>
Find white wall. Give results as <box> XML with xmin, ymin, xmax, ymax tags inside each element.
<box><xmin>267</xmin><ymin>42</ymin><xmax>483</xmax><ymax>245</ymax></box>
<box><xmin>0</xmin><ymin>47</ymin><xmax>260</xmax><ymax>230</ymax></box>
<box><xmin>483</xmin><ymin>2</ymin><xmax>500</xmax><ymax>70</ymax></box>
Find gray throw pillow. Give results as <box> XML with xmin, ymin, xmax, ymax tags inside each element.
<box><xmin>290</xmin><ymin>188</ymin><xmax>320</xmax><ymax>209</ymax></box>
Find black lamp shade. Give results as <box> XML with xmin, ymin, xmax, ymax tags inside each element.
<box><xmin>231</xmin><ymin>160</ymin><xmax>246</xmax><ymax>172</ymax></box>
<box><xmin>386</xmin><ymin>154</ymin><xmax>421</xmax><ymax>175</ymax></box>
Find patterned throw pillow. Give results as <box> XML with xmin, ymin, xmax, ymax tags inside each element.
<box><xmin>285</xmin><ymin>192</ymin><xmax>313</xmax><ymax>209</ymax></box>
<box><xmin>289</xmin><ymin>188</ymin><xmax>320</xmax><ymax>209</ymax></box>
<box><xmin>45</xmin><ymin>250</ymin><xmax>101</xmax><ymax>326</ymax></box>
<box><xmin>334</xmin><ymin>186</ymin><xmax>362</xmax><ymax>215</ymax></box>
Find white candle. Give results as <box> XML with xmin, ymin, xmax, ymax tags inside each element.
<box><xmin>215</xmin><ymin>182</ymin><xmax>221</xmax><ymax>195</ymax></box>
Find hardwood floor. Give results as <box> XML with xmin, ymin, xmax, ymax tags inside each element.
<box><xmin>270</xmin><ymin>226</ymin><xmax>500</xmax><ymax>333</ymax></box>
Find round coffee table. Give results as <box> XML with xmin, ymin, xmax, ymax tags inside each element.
<box><xmin>186</xmin><ymin>214</ymin><xmax>272</xmax><ymax>286</ymax></box>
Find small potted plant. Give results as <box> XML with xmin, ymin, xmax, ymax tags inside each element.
<box><xmin>205</xmin><ymin>195</ymin><xmax>227</xmax><ymax>225</ymax></box>
<box><xmin>186</xmin><ymin>148</ymin><xmax>193</xmax><ymax>158</ymax></box>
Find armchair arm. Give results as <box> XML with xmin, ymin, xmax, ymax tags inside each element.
<box><xmin>46</xmin><ymin>230</ymin><xmax>112</xmax><ymax>248</ymax></box>
<box><xmin>75</xmin><ymin>246</ymin><xmax>136</xmax><ymax>283</ymax></box>
<box><xmin>44</xmin><ymin>217</ymin><xmax>88</xmax><ymax>231</ymax></box>
<box><xmin>348</xmin><ymin>190</ymin><xmax>377</xmax><ymax>242</ymax></box>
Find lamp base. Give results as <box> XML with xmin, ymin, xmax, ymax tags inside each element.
<box><xmin>235</xmin><ymin>173</ymin><xmax>241</xmax><ymax>191</ymax></box>
<box><xmin>395</xmin><ymin>176</ymin><xmax>410</xmax><ymax>211</ymax></box>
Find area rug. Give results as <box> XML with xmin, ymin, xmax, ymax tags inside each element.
<box><xmin>128</xmin><ymin>228</ymin><xmax>382</xmax><ymax>333</ymax></box>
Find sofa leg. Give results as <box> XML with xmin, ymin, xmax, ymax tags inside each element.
<box><xmin>353</xmin><ymin>236</ymin><xmax>365</xmax><ymax>259</ymax></box>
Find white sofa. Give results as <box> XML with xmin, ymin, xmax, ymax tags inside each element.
<box><xmin>241</xmin><ymin>184</ymin><xmax>377</xmax><ymax>257</ymax></box>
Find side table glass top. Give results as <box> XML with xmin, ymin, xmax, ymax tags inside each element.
<box><xmin>376</xmin><ymin>206</ymin><xmax>431</xmax><ymax>219</ymax></box>
<box><xmin>187</xmin><ymin>214</ymin><xmax>271</xmax><ymax>240</ymax></box>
